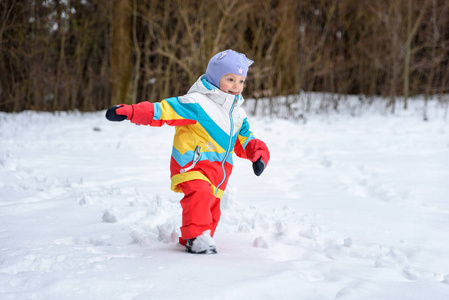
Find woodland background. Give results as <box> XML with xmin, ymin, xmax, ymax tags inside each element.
<box><xmin>1</xmin><ymin>0</ymin><xmax>448</xmax><ymax>113</ymax></box>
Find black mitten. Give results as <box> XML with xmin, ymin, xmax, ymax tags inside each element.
<box><xmin>252</xmin><ymin>158</ymin><xmax>265</xmax><ymax>176</ymax></box>
<box><xmin>105</xmin><ymin>106</ymin><xmax>127</xmax><ymax>121</ymax></box>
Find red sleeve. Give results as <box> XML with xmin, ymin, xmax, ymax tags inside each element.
<box><xmin>241</xmin><ymin>139</ymin><xmax>270</xmax><ymax>166</ymax></box>
<box><xmin>115</xmin><ymin>102</ymin><xmax>155</xmax><ymax>125</ymax></box>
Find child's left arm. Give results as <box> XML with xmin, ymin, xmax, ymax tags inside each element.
<box><xmin>234</xmin><ymin>119</ymin><xmax>270</xmax><ymax>176</ymax></box>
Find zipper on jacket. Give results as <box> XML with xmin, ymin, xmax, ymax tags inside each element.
<box><xmin>180</xmin><ymin>146</ymin><xmax>202</xmax><ymax>174</ymax></box>
<box><xmin>215</xmin><ymin>96</ymin><xmax>238</xmax><ymax>196</ymax></box>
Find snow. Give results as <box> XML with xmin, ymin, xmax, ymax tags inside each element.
<box><xmin>1</xmin><ymin>97</ymin><xmax>449</xmax><ymax>299</ymax></box>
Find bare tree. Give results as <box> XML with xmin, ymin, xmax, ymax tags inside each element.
<box><xmin>111</xmin><ymin>0</ymin><xmax>133</xmax><ymax>105</ymax></box>
<box><xmin>1</xmin><ymin>0</ymin><xmax>448</xmax><ymax>113</ymax></box>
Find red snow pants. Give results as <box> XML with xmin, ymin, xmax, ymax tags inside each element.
<box><xmin>178</xmin><ymin>180</ymin><xmax>221</xmax><ymax>245</ymax></box>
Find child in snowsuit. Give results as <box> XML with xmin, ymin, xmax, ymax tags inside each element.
<box><xmin>106</xmin><ymin>49</ymin><xmax>270</xmax><ymax>254</ymax></box>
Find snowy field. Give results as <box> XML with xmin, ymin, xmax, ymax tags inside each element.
<box><xmin>1</xmin><ymin>97</ymin><xmax>449</xmax><ymax>299</ymax></box>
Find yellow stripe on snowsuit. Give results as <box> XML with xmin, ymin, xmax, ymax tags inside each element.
<box><xmin>171</xmin><ymin>171</ymin><xmax>224</xmax><ymax>198</ymax></box>
<box><xmin>173</xmin><ymin>123</ymin><xmax>226</xmax><ymax>156</ymax></box>
<box><xmin>159</xmin><ymin>100</ymin><xmax>187</xmax><ymax>121</ymax></box>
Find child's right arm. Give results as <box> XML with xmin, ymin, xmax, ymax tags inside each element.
<box><xmin>105</xmin><ymin>98</ymin><xmax>198</xmax><ymax>126</ymax></box>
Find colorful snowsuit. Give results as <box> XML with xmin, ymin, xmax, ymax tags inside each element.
<box><xmin>117</xmin><ymin>76</ymin><xmax>270</xmax><ymax>240</ymax></box>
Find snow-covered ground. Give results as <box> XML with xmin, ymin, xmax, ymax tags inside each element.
<box><xmin>1</xmin><ymin>98</ymin><xmax>448</xmax><ymax>299</ymax></box>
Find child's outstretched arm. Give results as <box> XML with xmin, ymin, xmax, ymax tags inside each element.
<box><xmin>105</xmin><ymin>99</ymin><xmax>198</xmax><ymax>126</ymax></box>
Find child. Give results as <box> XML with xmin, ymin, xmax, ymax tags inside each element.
<box><xmin>106</xmin><ymin>49</ymin><xmax>270</xmax><ymax>254</ymax></box>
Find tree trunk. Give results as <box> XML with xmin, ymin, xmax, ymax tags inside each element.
<box><xmin>403</xmin><ymin>0</ymin><xmax>412</xmax><ymax>109</ymax></box>
<box><xmin>111</xmin><ymin>0</ymin><xmax>133</xmax><ymax>106</ymax></box>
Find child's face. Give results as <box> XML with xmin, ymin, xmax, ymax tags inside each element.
<box><xmin>219</xmin><ymin>74</ymin><xmax>245</xmax><ymax>96</ymax></box>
